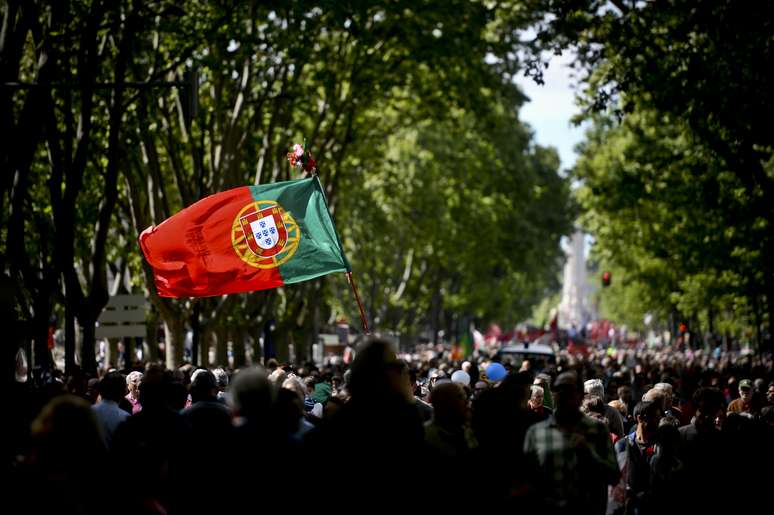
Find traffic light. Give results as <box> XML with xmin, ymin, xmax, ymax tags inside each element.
<box><xmin>602</xmin><ymin>271</ymin><xmax>611</xmax><ymax>287</ymax></box>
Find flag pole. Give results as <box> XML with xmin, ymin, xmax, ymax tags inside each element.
<box><xmin>296</xmin><ymin>141</ymin><xmax>365</xmax><ymax>333</ymax></box>
<box><xmin>346</xmin><ymin>272</ymin><xmax>370</xmax><ymax>335</ymax></box>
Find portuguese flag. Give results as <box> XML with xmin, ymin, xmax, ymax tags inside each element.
<box><xmin>139</xmin><ymin>176</ymin><xmax>350</xmax><ymax>298</ymax></box>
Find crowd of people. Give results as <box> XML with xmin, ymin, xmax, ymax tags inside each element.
<box><xmin>6</xmin><ymin>337</ymin><xmax>774</xmax><ymax>514</ymax></box>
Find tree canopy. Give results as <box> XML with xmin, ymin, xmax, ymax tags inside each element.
<box><xmin>525</xmin><ymin>0</ymin><xmax>774</xmax><ymax>343</ymax></box>
<box><xmin>2</xmin><ymin>0</ymin><xmax>572</xmax><ymax>373</ymax></box>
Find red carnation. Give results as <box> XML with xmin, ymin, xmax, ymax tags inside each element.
<box><xmin>287</xmin><ymin>151</ymin><xmax>298</xmax><ymax>167</ymax></box>
<box><xmin>303</xmin><ymin>157</ymin><xmax>317</xmax><ymax>172</ymax></box>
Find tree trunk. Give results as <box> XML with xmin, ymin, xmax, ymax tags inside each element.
<box><xmin>200</xmin><ymin>326</ymin><xmax>213</xmax><ymax>367</ymax></box>
<box><xmin>277</xmin><ymin>331</ymin><xmax>290</xmax><ymax>363</ymax></box>
<box><xmin>256</xmin><ymin>329</ymin><xmax>265</xmax><ymax>365</ymax></box>
<box><xmin>144</xmin><ymin>309</ymin><xmax>159</xmax><ymax>364</ymax></box>
<box><xmin>80</xmin><ymin>317</ymin><xmax>97</xmax><ymax>375</ymax></box>
<box><xmin>164</xmin><ymin>317</ymin><xmax>186</xmax><ymax>370</ymax></box>
<box><xmin>431</xmin><ymin>288</ymin><xmax>441</xmax><ymax>344</ymax></box>
<box><xmin>766</xmin><ymin>285</ymin><xmax>774</xmax><ymax>355</ymax></box>
<box><xmin>190</xmin><ymin>302</ymin><xmax>200</xmax><ymax>367</ymax></box>
<box><xmin>232</xmin><ymin>328</ymin><xmax>246</xmax><ymax>369</ymax></box>
<box><xmin>753</xmin><ymin>293</ymin><xmax>763</xmax><ymax>354</ymax></box>
<box><xmin>123</xmin><ymin>337</ymin><xmax>134</xmax><ymax>369</ymax></box>
<box><xmin>215</xmin><ymin>325</ymin><xmax>228</xmax><ymax>368</ymax></box>
<box><xmin>64</xmin><ymin>298</ymin><xmax>76</xmax><ymax>374</ymax></box>
<box><xmin>105</xmin><ymin>338</ymin><xmax>118</xmax><ymax>370</ymax></box>
<box><xmin>32</xmin><ymin>284</ymin><xmax>52</xmax><ymax>371</ymax></box>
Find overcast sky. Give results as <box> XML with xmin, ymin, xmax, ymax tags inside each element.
<box><xmin>514</xmin><ymin>51</ymin><xmax>586</xmax><ymax>172</ymax></box>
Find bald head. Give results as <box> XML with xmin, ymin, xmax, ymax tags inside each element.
<box><xmin>554</xmin><ymin>371</ymin><xmax>581</xmax><ymax>392</ymax></box>
<box><xmin>429</xmin><ymin>382</ymin><xmax>468</xmax><ymax>426</ymax></box>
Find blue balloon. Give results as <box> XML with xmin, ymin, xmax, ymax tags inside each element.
<box><xmin>485</xmin><ymin>362</ymin><xmax>507</xmax><ymax>382</ymax></box>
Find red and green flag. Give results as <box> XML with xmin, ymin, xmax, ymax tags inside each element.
<box><xmin>139</xmin><ymin>176</ymin><xmax>350</xmax><ymax>298</ymax></box>
<box><xmin>460</xmin><ymin>327</ymin><xmax>473</xmax><ymax>358</ymax></box>
<box><xmin>451</xmin><ymin>325</ymin><xmax>474</xmax><ymax>360</ymax></box>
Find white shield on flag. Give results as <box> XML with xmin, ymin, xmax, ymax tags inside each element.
<box><xmin>250</xmin><ymin>215</ymin><xmax>280</xmax><ymax>250</ymax></box>
<box><xmin>239</xmin><ymin>203</ymin><xmax>289</xmax><ymax>259</ymax></box>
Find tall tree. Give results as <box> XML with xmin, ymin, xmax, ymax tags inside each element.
<box><xmin>526</xmin><ymin>0</ymin><xmax>774</xmax><ymax>338</ymax></box>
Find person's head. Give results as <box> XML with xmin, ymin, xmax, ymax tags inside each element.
<box><xmin>633</xmin><ymin>400</ymin><xmax>662</xmax><ymax>442</ymax></box>
<box><xmin>581</xmin><ymin>395</ymin><xmax>607</xmax><ymax>419</ymax></box>
<box><xmin>99</xmin><ymin>372</ymin><xmax>127</xmax><ymax>403</ymax></box>
<box><xmin>692</xmin><ymin>387</ymin><xmax>724</xmax><ymax>431</ymax></box>
<box><xmin>275</xmin><ymin>387</ymin><xmax>304</xmax><ymax>433</ymax></box>
<box><xmin>230</xmin><ymin>366</ymin><xmax>273</xmax><ymax>420</ymax></box>
<box><xmin>428</xmin><ymin>382</ymin><xmax>468</xmax><ymax>427</ymax></box>
<box><xmin>303</xmin><ymin>376</ymin><xmax>317</xmax><ymax>396</ymax></box>
<box><xmin>126</xmin><ymin>371</ymin><xmax>143</xmax><ymax>395</ymax></box>
<box><xmin>429</xmin><ymin>370</ymin><xmax>446</xmax><ymax>390</ymax></box>
<box><xmin>553</xmin><ymin>371</ymin><xmax>583</xmax><ymax>416</ymax></box>
<box><xmin>138</xmin><ymin>365</ymin><xmax>166</xmax><ymax>409</ymax></box>
<box><xmin>176</xmin><ymin>364</ymin><xmax>193</xmax><ymax>385</ymax></box>
<box><xmin>754</xmin><ymin>378</ymin><xmax>765</xmax><ymax>393</ymax></box>
<box><xmin>212</xmin><ymin>368</ymin><xmax>228</xmax><ymax>391</ymax></box>
<box><xmin>331</xmin><ymin>375</ymin><xmax>343</xmax><ymax>391</ymax></box>
<box><xmin>86</xmin><ymin>378</ymin><xmax>100</xmax><ymax>403</ymax></box>
<box><xmin>190</xmin><ymin>368</ymin><xmax>207</xmax><ymax>384</ymax></box>
<box><xmin>608</xmin><ymin>399</ymin><xmax>628</xmax><ymax>419</ymax></box>
<box><xmin>584</xmin><ymin>378</ymin><xmax>605</xmax><ymax>400</ymax></box>
<box><xmin>642</xmin><ymin>388</ymin><xmax>666</xmax><ymax>412</ymax></box>
<box><xmin>738</xmin><ymin>379</ymin><xmax>753</xmax><ymax>403</ymax></box>
<box><xmin>282</xmin><ymin>377</ymin><xmax>307</xmax><ymax>400</ymax></box>
<box><xmin>656</xmin><ymin>420</ymin><xmax>681</xmax><ymax>450</ymax></box>
<box><xmin>30</xmin><ymin>395</ymin><xmax>104</xmax><ymax>472</ymax></box>
<box><xmin>190</xmin><ymin>369</ymin><xmax>218</xmax><ymax>403</ymax></box>
<box><xmin>497</xmin><ymin>371</ymin><xmax>533</xmax><ymax>410</ymax></box>
<box><xmin>534</xmin><ymin>372</ymin><xmax>551</xmax><ymax>388</ymax></box>
<box><xmin>659</xmin><ymin>415</ymin><xmax>679</xmax><ymax>428</ymax></box>
<box><xmin>529</xmin><ymin>384</ymin><xmax>545</xmax><ymax>409</ymax></box>
<box><xmin>348</xmin><ymin>338</ymin><xmax>409</xmax><ymax>402</ymax></box>
<box><xmin>767</xmin><ymin>383</ymin><xmax>774</xmax><ymax>405</ymax></box>
<box><xmin>654</xmin><ymin>382</ymin><xmax>674</xmax><ymax>406</ymax></box>
<box><xmin>268</xmin><ymin>368</ymin><xmax>287</xmax><ymax>385</ymax></box>
<box><xmin>325</xmin><ymin>395</ymin><xmax>345</xmax><ymax>419</ymax></box>
<box><xmin>473</xmin><ymin>380</ymin><xmax>488</xmax><ymax>399</ymax></box>
<box><xmin>166</xmin><ymin>380</ymin><xmax>188</xmax><ymax>411</ymax></box>
<box><xmin>618</xmin><ymin>385</ymin><xmax>632</xmax><ymax>405</ymax></box>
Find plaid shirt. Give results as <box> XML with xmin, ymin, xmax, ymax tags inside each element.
<box><xmin>524</xmin><ymin>413</ymin><xmax>619</xmax><ymax>513</ymax></box>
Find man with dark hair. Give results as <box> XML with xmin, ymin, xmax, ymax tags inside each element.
<box><xmin>183</xmin><ymin>369</ymin><xmax>230</xmax><ymax>424</ymax></box>
<box><xmin>111</xmin><ymin>365</ymin><xmax>193</xmax><ymax>514</ymax></box>
<box><xmin>676</xmin><ymin>387</ymin><xmax>726</xmax><ymax>512</ymax></box>
<box><xmin>306</xmin><ymin>338</ymin><xmax>425</xmax><ymax>508</ymax></box>
<box><xmin>91</xmin><ymin>372</ymin><xmax>129</xmax><ymax>449</ymax></box>
<box><xmin>679</xmin><ymin>387</ymin><xmax>724</xmax><ymax>444</ymax></box>
<box><xmin>524</xmin><ymin>371</ymin><xmax>619</xmax><ymax>514</ymax></box>
<box><xmin>618</xmin><ymin>385</ymin><xmax>633</xmax><ymax>411</ymax></box>
<box><xmin>470</xmin><ymin>371</ymin><xmax>535</xmax><ymax>508</ymax></box>
<box><xmin>613</xmin><ymin>400</ymin><xmax>681</xmax><ymax>514</ymax></box>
